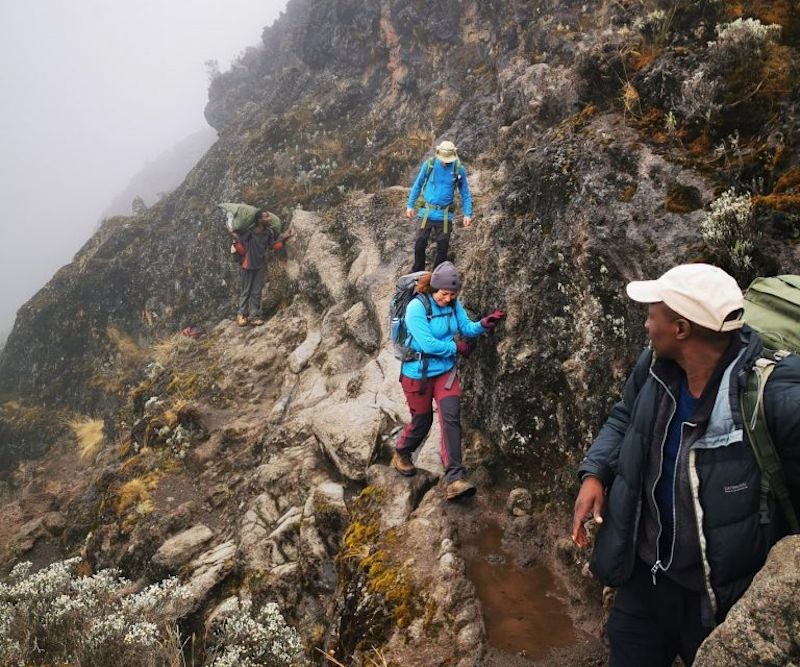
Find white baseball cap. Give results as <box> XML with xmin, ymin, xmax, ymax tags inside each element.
<box><xmin>626</xmin><ymin>263</ymin><xmax>744</xmax><ymax>332</ymax></box>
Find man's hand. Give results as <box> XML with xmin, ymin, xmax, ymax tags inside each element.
<box><xmin>463</xmin><ymin>215</ymin><xmax>473</xmax><ymax>228</ymax></box>
<box><xmin>571</xmin><ymin>476</ymin><xmax>605</xmax><ymax>548</ymax></box>
<box><xmin>406</xmin><ymin>208</ymin><xmax>415</xmax><ymax>220</ymax></box>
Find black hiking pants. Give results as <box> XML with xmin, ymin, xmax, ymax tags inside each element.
<box><xmin>607</xmin><ymin>559</ymin><xmax>710</xmax><ymax>667</ymax></box>
<box><xmin>238</xmin><ymin>267</ymin><xmax>265</xmax><ymax>317</ymax></box>
<box><xmin>412</xmin><ymin>219</ymin><xmax>451</xmax><ymax>272</ymax></box>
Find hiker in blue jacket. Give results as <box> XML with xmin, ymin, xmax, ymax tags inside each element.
<box><xmin>391</xmin><ymin>261</ymin><xmax>504</xmax><ymax>500</ymax></box>
<box><xmin>406</xmin><ymin>140</ymin><xmax>473</xmax><ymax>272</ymax></box>
<box><xmin>571</xmin><ymin>263</ymin><xmax>800</xmax><ymax>667</ymax></box>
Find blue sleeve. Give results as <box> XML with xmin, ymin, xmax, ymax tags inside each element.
<box><xmin>405</xmin><ymin>298</ymin><xmax>457</xmax><ymax>357</ymax></box>
<box><xmin>577</xmin><ymin>348</ymin><xmax>652</xmax><ymax>487</ymax></box>
<box><xmin>454</xmin><ymin>300</ymin><xmax>486</xmax><ymax>338</ymax></box>
<box><xmin>407</xmin><ymin>163</ymin><xmax>428</xmax><ymax>209</ymax></box>
<box><xmin>458</xmin><ymin>165</ymin><xmax>472</xmax><ymax>216</ymax></box>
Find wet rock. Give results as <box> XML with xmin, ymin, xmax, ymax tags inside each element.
<box><xmin>152</xmin><ymin>524</ymin><xmax>214</xmax><ymax>573</ymax></box>
<box><xmin>506</xmin><ymin>487</ymin><xmax>533</xmax><ymax>516</ymax></box>
<box><xmin>694</xmin><ymin>536</ymin><xmax>800</xmax><ymax>667</ymax></box>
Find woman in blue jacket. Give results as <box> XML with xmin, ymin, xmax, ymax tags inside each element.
<box><xmin>391</xmin><ymin>261</ymin><xmax>504</xmax><ymax>500</ymax></box>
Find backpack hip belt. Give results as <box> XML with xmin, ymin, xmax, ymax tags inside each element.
<box><xmin>420</xmin><ymin>203</ymin><xmax>452</xmax><ymax>233</ymax></box>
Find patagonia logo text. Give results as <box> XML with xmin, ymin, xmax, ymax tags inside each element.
<box><xmin>723</xmin><ymin>482</ymin><xmax>748</xmax><ymax>494</ymax></box>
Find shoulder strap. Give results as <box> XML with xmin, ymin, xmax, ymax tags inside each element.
<box><xmin>740</xmin><ymin>355</ymin><xmax>800</xmax><ymax>533</ymax></box>
<box><xmin>453</xmin><ymin>159</ymin><xmax>461</xmax><ymax>185</ymax></box>
<box><xmin>418</xmin><ymin>292</ymin><xmax>433</xmax><ymax>320</ymax></box>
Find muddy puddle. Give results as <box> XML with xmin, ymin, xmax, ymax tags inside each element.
<box><xmin>464</xmin><ymin>520</ymin><xmax>581</xmax><ymax>662</ymax></box>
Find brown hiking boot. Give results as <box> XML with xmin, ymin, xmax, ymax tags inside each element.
<box><xmin>236</xmin><ymin>314</ymin><xmax>249</xmax><ymax>327</ymax></box>
<box><xmin>391</xmin><ymin>451</ymin><xmax>416</xmax><ymax>476</ymax></box>
<box><xmin>446</xmin><ymin>479</ymin><xmax>477</xmax><ymax>501</ymax></box>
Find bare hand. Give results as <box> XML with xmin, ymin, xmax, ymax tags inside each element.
<box><xmin>406</xmin><ymin>208</ymin><xmax>415</xmax><ymax>220</ymax></box>
<box><xmin>463</xmin><ymin>216</ymin><xmax>473</xmax><ymax>228</ymax></box>
<box><xmin>571</xmin><ymin>476</ymin><xmax>605</xmax><ymax>548</ymax></box>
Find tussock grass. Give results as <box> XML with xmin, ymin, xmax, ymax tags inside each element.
<box><xmin>116</xmin><ymin>478</ymin><xmax>154</xmax><ymax>516</ymax></box>
<box><xmin>68</xmin><ymin>416</ymin><xmax>105</xmax><ymax>462</ymax></box>
<box><xmin>152</xmin><ymin>333</ymin><xmax>195</xmax><ymax>366</ymax></box>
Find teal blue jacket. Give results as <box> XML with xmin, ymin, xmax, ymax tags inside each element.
<box><xmin>407</xmin><ymin>159</ymin><xmax>473</xmax><ymax>221</ymax></box>
<box><xmin>401</xmin><ymin>294</ymin><xmax>486</xmax><ymax>379</ymax></box>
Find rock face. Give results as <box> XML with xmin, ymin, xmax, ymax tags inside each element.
<box><xmin>694</xmin><ymin>535</ymin><xmax>800</xmax><ymax>667</ymax></box>
<box><xmin>1</xmin><ymin>0</ymin><xmax>800</xmax><ymax>663</ymax></box>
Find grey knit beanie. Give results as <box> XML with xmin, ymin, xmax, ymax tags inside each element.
<box><xmin>430</xmin><ymin>261</ymin><xmax>461</xmax><ymax>291</ymax></box>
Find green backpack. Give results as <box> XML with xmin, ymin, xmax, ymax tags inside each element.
<box><xmin>742</xmin><ymin>275</ymin><xmax>800</xmax><ymax>533</ymax></box>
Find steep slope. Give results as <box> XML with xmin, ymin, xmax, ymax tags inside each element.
<box><xmin>1</xmin><ymin>0</ymin><xmax>800</xmax><ymax>663</ymax></box>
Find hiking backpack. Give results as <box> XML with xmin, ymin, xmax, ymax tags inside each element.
<box><xmin>741</xmin><ymin>275</ymin><xmax>800</xmax><ymax>533</ymax></box>
<box><xmin>219</xmin><ymin>202</ymin><xmax>259</xmax><ymax>233</ymax></box>
<box><xmin>389</xmin><ymin>271</ymin><xmax>431</xmax><ymax>361</ymax></box>
<box><xmin>389</xmin><ymin>272</ymin><xmax>457</xmax><ymax>379</ymax></box>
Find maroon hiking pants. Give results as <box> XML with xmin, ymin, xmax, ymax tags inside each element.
<box><xmin>396</xmin><ymin>372</ymin><xmax>465</xmax><ymax>482</ymax></box>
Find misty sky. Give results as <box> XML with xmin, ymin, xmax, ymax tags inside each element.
<box><xmin>0</xmin><ymin>0</ymin><xmax>287</xmax><ymax>340</ymax></box>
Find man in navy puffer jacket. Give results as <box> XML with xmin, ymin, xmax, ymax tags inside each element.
<box><xmin>571</xmin><ymin>263</ymin><xmax>800</xmax><ymax>667</ymax></box>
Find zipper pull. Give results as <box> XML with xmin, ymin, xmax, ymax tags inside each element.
<box><xmin>651</xmin><ymin>560</ymin><xmax>661</xmax><ymax>585</ymax></box>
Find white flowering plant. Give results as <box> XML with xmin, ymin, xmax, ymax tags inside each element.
<box><xmin>0</xmin><ymin>557</ymin><xmax>190</xmax><ymax>666</ymax></box>
<box><xmin>701</xmin><ymin>188</ymin><xmax>758</xmax><ymax>275</ymax></box>
<box><xmin>680</xmin><ymin>18</ymin><xmax>781</xmax><ymax>125</ymax></box>
<box><xmin>207</xmin><ymin>598</ymin><xmax>304</xmax><ymax>667</ymax></box>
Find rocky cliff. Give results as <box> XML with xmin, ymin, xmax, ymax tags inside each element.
<box><xmin>1</xmin><ymin>0</ymin><xmax>799</xmax><ymax>664</ymax></box>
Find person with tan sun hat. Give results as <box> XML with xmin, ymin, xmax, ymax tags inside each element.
<box><xmin>406</xmin><ymin>140</ymin><xmax>473</xmax><ymax>272</ymax></box>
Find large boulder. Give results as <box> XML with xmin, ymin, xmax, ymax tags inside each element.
<box><xmin>695</xmin><ymin>536</ymin><xmax>800</xmax><ymax>667</ymax></box>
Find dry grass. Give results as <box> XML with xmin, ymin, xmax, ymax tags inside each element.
<box><xmin>151</xmin><ymin>333</ymin><xmax>196</xmax><ymax>366</ymax></box>
<box><xmin>107</xmin><ymin>326</ymin><xmax>145</xmax><ymax>363</ymax></box>
<box><xmin>116</xmin><ymin>478</ymin><xmax>154</xmax><ymax>516</ymax></box>
<box><xmin>68</xmin><ymin>416</ymin><xmax>105</xmax><ymax>462</ymax></box>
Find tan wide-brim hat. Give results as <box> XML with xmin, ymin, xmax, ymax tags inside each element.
<box><xmin>626</xmin><ymin>263</ymin><xmax>744</xmax><ymax>332</ymax></box>
<box><xmin>435</xmin><ymin>140</ymin><xmax>458</xmax><ymax>163</ymax></box>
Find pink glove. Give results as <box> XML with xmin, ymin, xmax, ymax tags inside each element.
<box><xmin>481</xmin><ymin>309</ymin><xmax>506</xmax><ymax>330</ymax></box>
<box><xmin>456</xmin><ymin>340</ymin><xmax>473</xmax><ymax>357</ymax></box>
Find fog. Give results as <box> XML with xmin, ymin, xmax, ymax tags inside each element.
<box><xmin>0</xmin><ymin>0</ymin><xmax>287</xmax><ymax>346</ymax></box>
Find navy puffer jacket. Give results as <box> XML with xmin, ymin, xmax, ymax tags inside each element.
<box><xmin>579</xmin><ymin>326</ymin><xmax>800</xmax><ymax>622</ymax></box>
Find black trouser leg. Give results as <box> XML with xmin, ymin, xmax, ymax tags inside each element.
<box><xmin>434</xmin><ymin>235</ymin><xmax>450</xmax><ymax>268</ymax></box>
<box><xmin>607</xmin><ymin>559</ymin><xmax>709</xmax><ymax>667</ymax></box>
<box><xmin>413</xmin><ymin>223</ymin><xmax>433</xmax><ymax>272</ymax></box>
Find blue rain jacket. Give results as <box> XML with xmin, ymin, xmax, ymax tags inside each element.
<box><xmin>401</xmin><ymin>294</ymin><xmax>485</xmax><ymax>379</ymax></box>
<box><xmin>407</xmin><ymin>158</ymin><xmax>473</xmax><ymax>222</ymax></box>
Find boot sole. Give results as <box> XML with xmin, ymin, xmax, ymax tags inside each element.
<box><xmin>446</xmin><ymin>485</ymin><xmax>477</xmax><ymax>501</ymax></box>
<box><xmin>391</xmin><ymin>461</ymin><xmax>417</xmax><ymax>477</ymax></box>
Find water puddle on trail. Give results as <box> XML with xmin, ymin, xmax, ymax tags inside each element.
<box><xmin>464</xmin><ymin>520</ymin><xmax>578</xmax><ymax>662</ymax></box>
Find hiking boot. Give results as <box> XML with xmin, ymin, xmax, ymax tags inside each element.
<box><xmin>391</xmin><ymin>451</ymin><xmax>416</xmax><ymax>476</ymax></box>
<box><xmin>249</xmin><ymin>317</ymin><xmax>265</xmax><ymax>326</ymax></box>
<box><xmin>236</xmin><ymin>314</ymin><xmax>249</xmax><ymax>327</ymax></box>
<box><xmin>446</xmin><ymin>479</ymin><xmax>477</xmax><ymax>501</ymax></box>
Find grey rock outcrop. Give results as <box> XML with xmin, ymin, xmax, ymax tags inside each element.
<box><xmin>695</xmin><ymin>536</ymin><xmax>800</xmax><ymax>667</ymax></box>
<box><xmin>152</xmin><ymin>524</ymin><xmax>214</xmax><ymax>573</ymax></box>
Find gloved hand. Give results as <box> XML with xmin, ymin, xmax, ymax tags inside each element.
<box><xmin>481</xmin><ymin>309</ymin><xmax>505</xmax><ymax>330</ymax></box>
<box><xmin>272</xmin><ymin>240</ymin><xmax>284</xmax><ymax>251</ymax></box>
<box><xmin>456</xmin><ymin>339</ymin><xmax>473</xmax><ymax>358</ymax></box>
